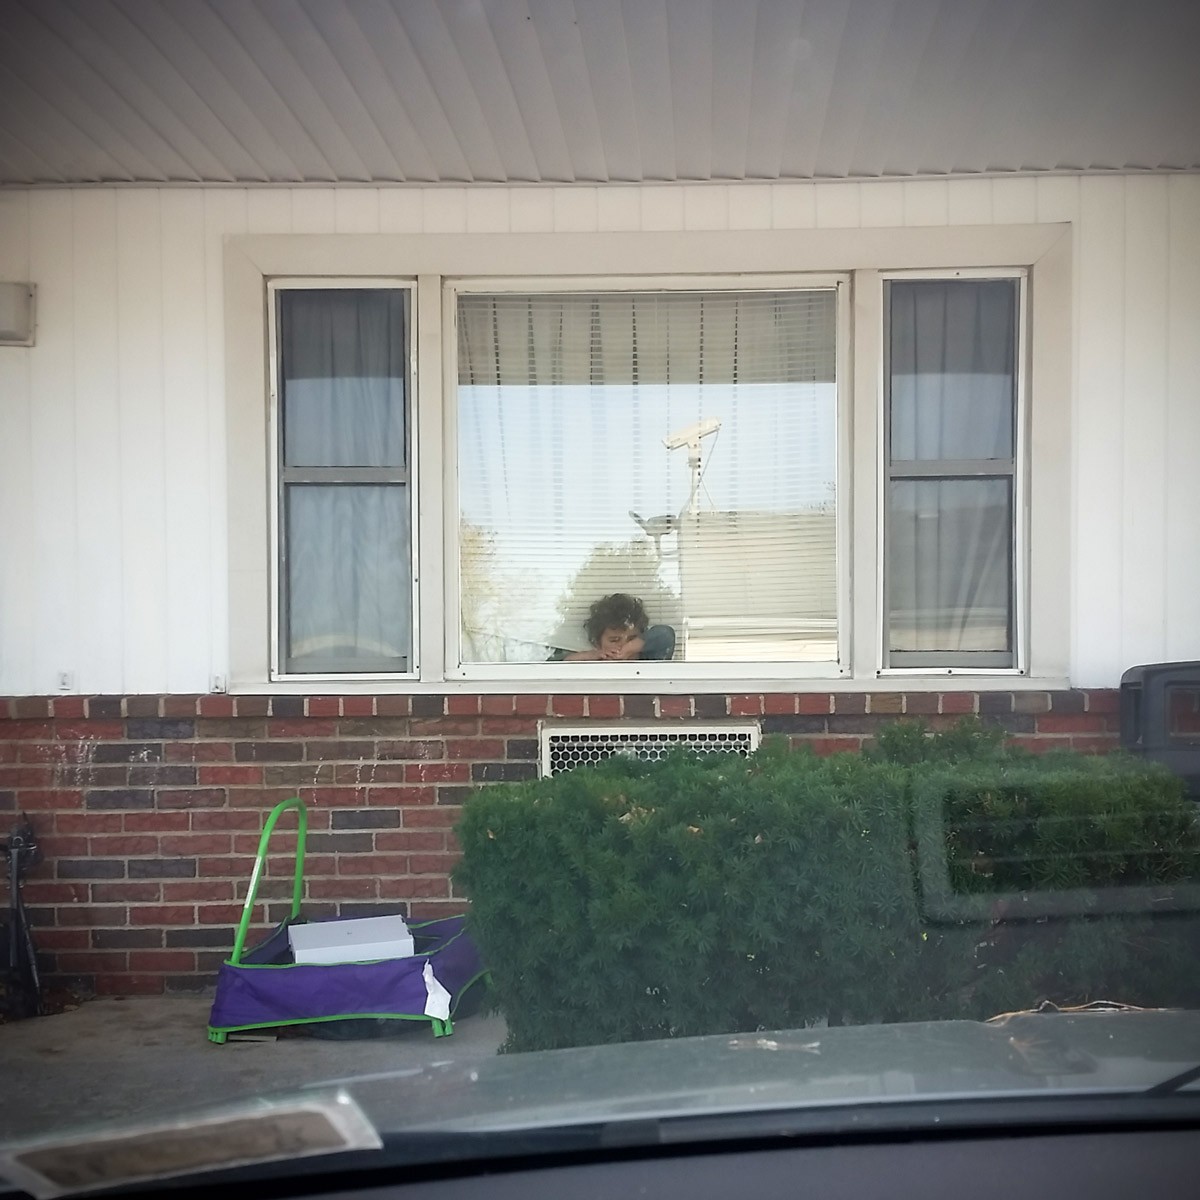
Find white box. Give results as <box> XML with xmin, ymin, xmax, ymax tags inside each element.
<box><xmin>288</xmin><ymin>915</ymin><xmax>415</xmax><ymax>965</ymax></box>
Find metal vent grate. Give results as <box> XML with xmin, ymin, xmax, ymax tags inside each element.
<box><xmin>540</xmin><ymin>722</ymin><xmax>760</xmax><ymax>777</ymax></box>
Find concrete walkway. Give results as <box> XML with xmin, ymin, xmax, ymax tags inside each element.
<box><xmin>0</xmin><ymin>996</ymin><xmax>507</xmax><ymax>1143</ymax></box>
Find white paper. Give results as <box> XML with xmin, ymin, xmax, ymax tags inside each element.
<box><xmin>422</xmin><ymin>961</ymin><xmax>452</xmax><ymax>1021</ymax></box>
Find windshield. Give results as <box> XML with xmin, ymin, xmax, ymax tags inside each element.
<box><xmin>2</xmin><ymin>1</ymin><xmax>1200</xmax><ymax>1197</ymax></box>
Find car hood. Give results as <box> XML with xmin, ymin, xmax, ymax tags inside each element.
<box><xmin>4</xmin><ymin>1010</ymin><xmax>1199</xmax><ymax>1198</ymax></box>
<box><xmin>329</xmin><ymin>1009</ymin><xmax>1200</xmax><ymax>1134</ymax></box>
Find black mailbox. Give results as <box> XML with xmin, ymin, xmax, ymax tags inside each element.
<box><xmin>1119</xmin><ymin>661</ymin><xmax>1200</xmax><ymax>797</ymax></box>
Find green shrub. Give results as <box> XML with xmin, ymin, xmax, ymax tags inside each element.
<box><xmin>869</xmin><ymin>715</ymin><xmax>1008</xmax><ymax>765</ymax></box>
<box><xmin>455</xmin><ymin>734</ymin><xmax>1200</xmax><ymax>1052</ymax></box>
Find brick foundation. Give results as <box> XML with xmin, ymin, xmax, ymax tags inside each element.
<box><xmin>0</xmin><ymin>689</ymin><xmax>1118</xmax><ymax>995</ymax></box>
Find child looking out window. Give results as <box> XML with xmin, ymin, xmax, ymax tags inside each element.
<box><xmin>556</xmin><ymin>593</ymin><xmax>676</xmax><ymax>662</ymax></box>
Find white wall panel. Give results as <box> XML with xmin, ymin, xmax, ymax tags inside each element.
<box><xmin>947</xmin><ymin>178</ymin><xmax>993</xmax><ymax>226</ymax></box>
<box><xmin>859</xmin><ymin>180</ymin><xmax>904</xmax><ymax>227</ymax></box>
<box><xmin>1119</xmin><ymin>176</ymin><xmax>1170</xmax><ymax>670</ymax></box>
<box><xmin>901</xmin><ymin>179</ymin><xmax>948</xmax><ymax>226</ymax></box>
<box><xmin>115</xmin><ymin>191</ymin><xmax>167</xmax><ymax>694</ymax></box>
<box><xmin>378</xmin><ymin>189</ymin><xmax>424</xmax><ymax>234</ymax></box>
<box><xmin>28</xmin><ymin>191</ymin><xmax>77</xmax><ymax>694</ymax></box>
<box><xmin>160</xmin><ymin>190</ymin><xmax>212</xmax><ymax>694</ymax></box>
<box><xmin>246</xmin><ymin>189</ymin><xmax>292</xmax><ymax>233</ymax></box>
<box><xmin>1073</xmin><ymin>177</ymin><xmax>1126</xmax><ymax>686</ymax></box>
<box><xmin>815</xmin><ymin>183</ymin><xmax>861</xmax><ymax>229</ymax></box>
<box><xmin>1035</xmin><ymin>175</ymin><xmax>1081</xmax><ymax>224</ymax></box>
<box><xmin>71</xmin><ymin>190</ymin><xmax>123</xmax><ymax>693</ymax></box>
<box><xmin>595</xmin><ymin>188</ymin><xmax>640</xmax><ymax>232</ymax></box>
<box><xmin>725</xmin><ymin>183</ymin><xmax>771</xmax><ymax>230</ymax></box>
<box><xmin>771</xmin><ymin>184</ymin><xmax>816</xmax><ymax>229</ymax></box>
<box><xmin>990</xmin><ymin>176</ymin><xmax>1038</xmax><ymax>225</ymax></box>
<box><xmin>1164</xmin><ymin>176</ymin><xmax>1200</xmax><ymax>660</ymax></box>
<box><xmin>423</xmin><ymin>189</ymin><xmax>468</xmax><ymax>234</ymax></box>
<box><xmin>640</xmin><ymin>185</ymin><xmax>685</xmax><ymax>231</ymax></box>
<box><xmin>334</xmin><ymin>188</ymin><xmax>380</xmax><ymax>233</ymax></box>
<box><xmin>290</xmin><ymin>188</ymin><xmax>337</xmax><ymax>233</ymax></box>
<box><xmin>682</xmin><ymin>185</ymin><xmax>728</xmax><ymax>231</ymax></box>
<box><xmin>202</xmin><ymin>189</ymin><xmax>248</xmax><ymax>690</ymax></box>
<box><xmin>0</xmin><ymin>192</ymin><xmax>33</xmax><ymax>693</ymax></box>
<box><xmin>2</xmin><ymin>174</ymin><xmax>1197</xmax><ymax>695</ymax></box>
<box><xmin>551</xmin><ymin>186</ymin><xmax>597</xmax><ymax>233</ymax></box>
<box><xmin>509</xmin><ymin>187</ymin><xmax>554</xmax><ymax>233</ymax></box>
<box><xmin>465</xmin><ymin>188</ymin><xmax>511</xmax><ymax>233</ymax></box>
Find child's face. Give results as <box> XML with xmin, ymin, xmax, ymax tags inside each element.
<box><xmin>597</xmin><ymin>625</ymin><xmax>640</xmax><ymax>657</ymax></box>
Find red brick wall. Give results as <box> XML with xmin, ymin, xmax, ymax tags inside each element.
<box><xmin>0</xmin><ymin>689</ymin><xmax>1118</xmax><ymax>995</ymax></box>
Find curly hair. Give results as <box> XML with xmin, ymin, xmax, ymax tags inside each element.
<box><xmin>584</xmin><ymin>593</ymin><xmax>649</xmax><ymax>646</ymax></box>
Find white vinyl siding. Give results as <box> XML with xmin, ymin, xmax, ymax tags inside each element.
<box><xmin>0</xmin><ymin>176</ymin><xmax>1198</xmax><ymax>693</ymax></box>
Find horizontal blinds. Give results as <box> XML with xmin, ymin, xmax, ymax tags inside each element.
<box><xmin>458</xmin><ymin>291</ymin><xmax>836</xmax><ymax>386</ymax></box>
<box><xmin>456</xmin><ymin>289</ymin><xmax>838</xmax><ymax>664</ymax></box>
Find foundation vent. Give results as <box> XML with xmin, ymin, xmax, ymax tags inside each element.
<box><xmin>539</xmin><ymin>722</ymin><xmax>760</xmax><ymax>778</ymax></box>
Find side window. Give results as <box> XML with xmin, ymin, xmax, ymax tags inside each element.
<box><xmin>273</xmin><ymin>287</ymin><xmax>414</xmax><ymax>675</ymax></box>
<box><xmin>454</xmin><ymin>288</ymin><xmax>840</xmax><ymax>666</ymax></box>
<box><xmin>883</xmin><ymin>276</ymin><xmax>1022</xmax><ymax>670</ymax></box>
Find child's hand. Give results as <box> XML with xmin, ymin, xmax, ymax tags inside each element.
<box><xmin>609</xmin><ymin>636</ymin><xmax>644</xmax><ymax>661</ymax></box>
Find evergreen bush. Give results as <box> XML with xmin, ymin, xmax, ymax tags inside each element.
<box><xmin>455</xmin><ymin>727</ymin><xmax>1200</xmax><ymax>1052</ymax></box>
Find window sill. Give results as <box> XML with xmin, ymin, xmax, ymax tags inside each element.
<box><xmin>229</xmin><ymin>674</ymin><xmax>1072</xmax><ymax>696</ymax></box>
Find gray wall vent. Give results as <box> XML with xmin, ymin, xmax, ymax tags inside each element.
<box><xmin>539</xmin><ymin>722</ymin><xmax>761</xmax><ymax>778</ymax></box>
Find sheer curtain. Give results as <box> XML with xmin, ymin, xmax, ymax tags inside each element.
<box><xmin>279</xmin><ymin>290</ymin><xmax>411</xmax><ymax>673</ymax></box>
<box><xmin>886</xmin><ymin>279</ymin><xmax>1017</xmax><ymax>659</ymax></box>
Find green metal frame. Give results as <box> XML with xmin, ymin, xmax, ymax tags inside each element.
<box><xmin>229</xmin><ymin>795</ymin><xmax>307</xmax><ymax>967</ymax></box>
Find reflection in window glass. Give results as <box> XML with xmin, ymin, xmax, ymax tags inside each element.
<box><xmin>1168</xmin><ymin>686</ymin><xmax>1200</xmax><ymax>742</ymax></box>
<box><xmin>456</xmin><ymin>291</ymin><xmax>839</xmax><ymax>664</ymax></box>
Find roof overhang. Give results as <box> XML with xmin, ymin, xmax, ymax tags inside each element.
<box><xmin>0</xmin><ymin>0</ymin><xmax>1197</xmax><ymax>187</ymax></box>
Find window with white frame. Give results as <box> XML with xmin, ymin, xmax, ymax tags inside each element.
<box><xmin>251</xmin><ymin>258</ymin><xmax>1040</xmax><ymax>684</ymax></box>
<box><xmin>453</xmin><ymin>286</ymin><xmax>841</xmax><ymax>666</ymax></box>
<box><xmin>271</xmin><ymin>285</ymin><xmax>415</xmax><ymax>676</ymax></box>
<box><xmin>882</xmin><ymin>274</ymin><xmax>1024</xmax><ymax>670</ymax></box>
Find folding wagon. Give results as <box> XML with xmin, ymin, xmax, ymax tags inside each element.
<box><xmin>208</xmin><ymin>797</ymin><xmax>486</xmax><ymax>1043</ymax></box>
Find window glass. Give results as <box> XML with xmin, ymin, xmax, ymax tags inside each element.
<box><xmin>280</xmin><ymin>290</ymin><xmax>407</xmax><ymax>469</ymax></box>
<box><xmin>888</xmin><ymin>478</ymin><xmax>1012</xmax><ymax>654</ymax></box>
<box><xmin>276</xmin><ymin>288</ymin><xmax>412</xmax><ymax>675</ymax></box>
<box><xmin>284</xmin><ymin>485</ymin><xmax>412</xmax><ymax>674</ymax></box>
<box><xmin>456</xmin><ymin>290</ymin><xmax>838</xmax><ymax>664</ymax></box>
<box><xmin>885</xmin><ymin>278</ymin><xmax>1019</xmax><ymax>667</ymax></box>
<box><xmin>889</xmin><ymin>280</ymin><xmax>1016</xmax><ymax>462</ymax></box>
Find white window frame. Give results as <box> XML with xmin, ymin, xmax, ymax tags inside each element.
<box><xmin>442</xmin><ymin>272</ymin><xmax>854</xmax><ymax>683</ymax></box>
<box><xmin>266</xmin><ymin>277</ymin><xmax>421</xmax><ymax>683</ymax></box>
<box><xmin>223</xmin><ymin>224</ymin><xmax>1070</xmax><ymax>693</ymax></box>
<box><xmin>875</xmin><ymin>267</ymin><xmax>1030</xmax><ymax>677</ymax></box>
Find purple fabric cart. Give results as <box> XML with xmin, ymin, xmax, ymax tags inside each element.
<box><xmin>207</xmin><ymin>798</ymin><xmax>486</xmax><ymax>1043</ymax></box>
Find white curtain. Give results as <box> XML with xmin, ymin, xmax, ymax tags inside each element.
<box><xmin>280</xmin><ymin>290</ymin><xmax>411</xmax><ymax>673</ymax></box>
<box><xmin>887</xmin><ymin>280</ymin><xmax>1016</xmax><ymax>655</ymax></box>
